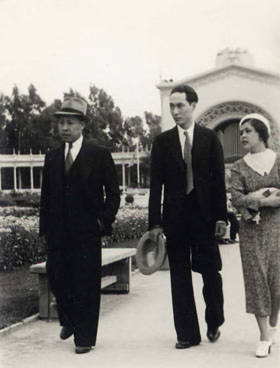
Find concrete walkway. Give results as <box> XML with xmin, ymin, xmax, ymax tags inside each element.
<box><xmin>0</xmin><ymin>243</ymin><xmax>279</xmax><ymax>368</ymax></box>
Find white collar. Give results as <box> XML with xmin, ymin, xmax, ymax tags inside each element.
<box><xmin>65</xmin><ymin>135</ymin><xmax>83</xmax><ymax>160</ymax></box>
<box><xmin>66</xmin><ymin>135</ymin><xmax>83</xmax><ymax>149</ymax></box>
<box><xmin>243</xmin><ymin>148</ymin><xmax>276</xmax><ymax>176</ymax></box>
<box><xmin>177</xmin><ymin>123</ymin><xmax>195</xmax><ymax>144</ymax></box>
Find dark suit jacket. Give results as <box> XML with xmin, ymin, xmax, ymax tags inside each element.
<box><xmin>149</xmin><ymin>124</ymin><xmax>227</xmax><ymax>238</ymax></box>
<box><xmin>39</xmin><ymin>139</ymin><xmax>120</xmax><ymax>250</ymax></box>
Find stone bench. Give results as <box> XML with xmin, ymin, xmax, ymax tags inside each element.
<box><xmin>30</xmin><ymin>248</ymin><xmax>136</xmax><ymax>319</ymax></box>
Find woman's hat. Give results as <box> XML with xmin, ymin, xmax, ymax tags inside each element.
<box><xmin>239</xmin><ymin>113</ymin><xmax>271</xmax><ymax>135</ymax></box>
<box><xmin>136</xmin><ymin>231</ymin><xmax>167</xmax><ymax>275</ymax></box>
<box><xmin>54</xmin><ymin>96</ymin><xmax>88</xmax><ymax>121</ymax></box>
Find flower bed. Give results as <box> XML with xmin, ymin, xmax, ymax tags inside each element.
<box><xmin>0</xmin><ymin>205</ymin><xmax>148</xmax><ymax>271</ymax></box>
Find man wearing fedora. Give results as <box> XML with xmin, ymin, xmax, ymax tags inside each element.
<box><xmin>148</xmin><ymin>84</ymin><xmax>227</xmax><ymax>349</ymax></box>
<box><xmin>39</xmin><ymin>96</ymin><xmax>120</xmax><ymax>354</ymax></box>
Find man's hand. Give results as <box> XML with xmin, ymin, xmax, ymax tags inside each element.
<box><xmin>149</xmin><ymin>227</ymin><xmax>163</xmax><ymax>243</ymax></box>
<box><xmin>101</xmin><ymin>236</ymin><xmax>110</xmax><ymax>247</ymax></box>
<box><xmin>215</xmin><ymin>221</ymin><xmax>227</xmax><ymax>238</ymax></box>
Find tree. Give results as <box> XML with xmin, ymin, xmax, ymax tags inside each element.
<box><xmin>144</xmin><ymin>111</ymin><xmax>161</xmax><ymax>146</ymax></box>
<box><xmin>30</xmin><ymin>98</ymin><xmax>63</xmax><ymax>152</ymax></box>
<box><xmin>86</xmin><ymin>84</ymin><xmax>124</xmax><ymax>150</ymax></box>
<box><xmin>5</xmin><ymin>84</ymin><xmax>46</xmax><ymax>153</ymax></box>
<box><xmin>0</xmin><ymin>94</ymin><xmax>9</xmax><ymax>153</ymax></box>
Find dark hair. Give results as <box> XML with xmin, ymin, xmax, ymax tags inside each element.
<box><xmin>170</xmin><ymin>84</ymin><xmax>198</xmax><ymax>104</ymax></box>
<box><xmin>241</xmin><ymin>118</ymin><xmax>269</xmax><ymax>147</ymax></box>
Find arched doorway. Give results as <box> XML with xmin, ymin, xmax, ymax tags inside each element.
<box><xmin>215</xmin><ymin>119</ymin><xmax>246</xmax><ymax>163</ymax></box>
<box><xmin>197</xmin><ymin>101</ymin><xmax>279</xmax><ymax>162</ymax></box>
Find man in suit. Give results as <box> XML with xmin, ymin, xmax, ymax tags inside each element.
<box><xmin>148</xmin><ymin>84</ymin><xmax>227</xmax><ymax>349</ymax></box>
<box><xmin>39</xmin><ymin>96</ymin><xmax>120</xmax><ymax>354</ymax></box>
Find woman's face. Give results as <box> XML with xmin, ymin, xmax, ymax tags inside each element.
<box><xmin>240</xmin><ymin>122</ymin><xmax>264</xmax><ymax>153</ymax></box>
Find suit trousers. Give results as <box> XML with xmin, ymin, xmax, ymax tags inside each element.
<box><xmin>166</xmin><ymin>191</ymin><xmax>224</xmax><ymax>342</ymax></box>
<box><xmin>46</xmin><ymin>234</ymin><xmax>101</xmax><ymax>347</ymax></box>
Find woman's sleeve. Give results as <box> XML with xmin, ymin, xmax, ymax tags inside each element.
<box><xmin>230</xmin><ymin>162</ymin><xmax>260</xmax><ymax>221</ymax></box>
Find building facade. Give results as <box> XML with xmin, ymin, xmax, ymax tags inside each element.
<box><xmin>157</xmin><ymin>48</ymin><xmax>280</xmax><ymax>164</ymax></box>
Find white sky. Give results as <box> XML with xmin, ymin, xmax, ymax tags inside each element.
<box><xmin>0</xmin><ymin>0</ymin><xmax>280</xmax><ymax>118</ymax></box>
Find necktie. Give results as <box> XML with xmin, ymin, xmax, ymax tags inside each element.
<box><xmin>184</xmin><ymin>131</ymin><xmax>194</xmax><ymax>195</ymax></box>
<box><xmin>65</xmin><ymin>142</ymin><xmax>73</xmax><ymax>173</ymax></box>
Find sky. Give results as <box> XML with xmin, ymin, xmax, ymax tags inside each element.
<box><xmin>0</xmin><ymin>0</ymin><xmax>280</xmax><ymax>118</ymax></box>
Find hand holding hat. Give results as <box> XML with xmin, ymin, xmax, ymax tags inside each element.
<box><xmin>136</xmin><ymin>229</ymin><xmax>167</xmax><ymax>275</ymax></box>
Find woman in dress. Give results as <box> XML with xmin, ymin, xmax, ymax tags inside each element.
<box><xmin>231</xmin><ymin>113</ymin><xmax>280</xmax><ymax>358</ymax></box>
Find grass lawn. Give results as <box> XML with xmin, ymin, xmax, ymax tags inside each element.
<box><xmin>0</xmin><ymin>238</ymin><xmax>139</xmax><ymax>330</ymax></box>
<box><xmin>0</xmin><ymin>266</ymin><xmax>38</xmax><ymax>329</ymax></box>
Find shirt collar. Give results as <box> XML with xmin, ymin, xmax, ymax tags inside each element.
<box><xmin>66</xmin><ymin>135</ymin><xmax>83</xmax><ymax>151</ymax></box>
<box><xmin>177</xmin><ymin>122</ymin><xmax>195</xmax><ymax>142</ymax></box>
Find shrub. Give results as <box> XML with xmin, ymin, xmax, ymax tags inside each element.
<box><xmin>0</xmin><ymin>226</ymin><xmax>46</xmax><ymax>272</ymax></box>
<box><xmin>0</xmin><ymin>207</ymin><xmax>148</xmax><ymax>271</ymax></box>
<box><xmin>106</xmin><ymin>207</ymin><xmax>148</xmax><ymax>246</ymax></box>
<box><xmin>0</xmin><ymin>192</ymin><xmax>40</xmax><ymax>208</ymax></box>
<box><xmin>0</xmin><ymin>198</ymin><xmax>16</xmax><ymax>207</ymax></box>
<box><xmin>0</xmin><ymin>207</ymin><xmax>38</xmax><ymax>217</ymax></box>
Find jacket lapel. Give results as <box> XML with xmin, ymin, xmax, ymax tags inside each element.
<box><xmin>68</xmin><ymin>139</ymin><xmax>93</xmax><ymax>182</ymax></box>
<box><xmin>168</xmin><ymin>126</ymin><xmax>185</xmax><ymax>171</ymax></box>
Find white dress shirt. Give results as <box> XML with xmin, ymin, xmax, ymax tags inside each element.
<box><xmin>64</xmin><ymin>135</ymin><xmax>83</xmax><ymax>162</ymax></box>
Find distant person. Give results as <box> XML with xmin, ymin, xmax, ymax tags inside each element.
<box><xmin>227</xmin><ymin>195</ymin><xmax>239</xmax><ymax>243</ymax></box>
<box><xmin>231</xmin><ymin>113</ymin><xmax>280</xmax><ymax>358</ymax></box>
<box><xmin>39</xmin><ymin>96</ymin><xmax>120</xmax><ymax>354</ymax></box>
<box><xmin>148</xmin><ymin>84</ymin><xmax>227</xmax><ymax>349</ymax></box>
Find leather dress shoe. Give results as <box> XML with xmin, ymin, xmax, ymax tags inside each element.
<box><xmin>60</xmin><ymin>326</ymin><xmax>73</xmax><ymax>340</ymax></box>
<box><xmin>207</xmin><ymin>327</ymin><xmax>221</xmax><ymax>342</ymax></box>
<box><xmin>175</xmin><ymin>340</ymin><xmax>200</xmax><ymax>349</ymax></box>
<box><xmin>75</xmin><ymin>346</ymin><xmax>92</xmax><ymax>354</ymax></box>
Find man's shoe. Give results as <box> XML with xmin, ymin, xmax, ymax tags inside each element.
<box><xmin>175</xmin><ymin>340</ymin><xmax>200</xmax><ymax>349</ymax></box>
<box><xmin>60</xmin><ymin>326</ymin><xmax>73</xmax><ymax>340</ymax></box>
<box><xmin>207</xmin><ymin>327</ymin><xmax>221</xmax><ymax>342</ymax></box>
<box><xmin>75</xmin><ymin>346</ymin><xmax>92</xmax><ymax>354</ymax></box>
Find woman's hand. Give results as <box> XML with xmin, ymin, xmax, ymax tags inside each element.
<box><xmin>260</xmin><ymin>190</ymin><xmax>280</xmax><ymax>208</ymax></box>
<box><xmin>247</xmin><ymin>189</ymin><xmax>265</xmax><ymax>201</ymax></box>
<box><xmin>247</xmin><ymin>187</ymin><xmax>279</xmax><ymax>201</ymax></box>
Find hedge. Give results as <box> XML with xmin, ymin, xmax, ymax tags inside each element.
<box><xmin>0</xmin><ymin>192</ymin><xmax>40</xmax><ymax>208</ymax></box>
<box><xmin>0</xmin><ymin>226</ymin><xmax>46</xmax><ymax>271</ymax></box>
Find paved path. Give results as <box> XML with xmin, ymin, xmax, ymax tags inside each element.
<box><xmin>0</xmin><ymin>243</ymin><xmax>279</xmax><ymax>368</ymax></box>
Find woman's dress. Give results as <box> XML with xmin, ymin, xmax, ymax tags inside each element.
<box><xmin>231</xmin><ymin>155</ymin><xmax>280</xmax><ymax>316</ymax></box>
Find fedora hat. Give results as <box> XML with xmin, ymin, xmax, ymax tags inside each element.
<box><xmin>136</xmin><ymin>231</ymin><xmax>167</xmax><ymax>275</ymax></box>
<box><xmin>54</xmin><ymin>96</ymin><xmax>88</xmax><ymax>121</ymax></box>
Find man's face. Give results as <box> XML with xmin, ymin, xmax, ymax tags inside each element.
<box><xmin>58</xmin><ymin>116</ymin><xmax>84</xmax><ymax>143</ymax></box>
<box><xmin>169</xmin><ymin>92</ymin><xmax>196</xmax><ymax>130</ymax></box>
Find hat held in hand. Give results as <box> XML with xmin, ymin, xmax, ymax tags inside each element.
<box><xmin>136</xmin><ymin>231</ymin><xmax>167</xmax><ymax>275</ymax></box>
